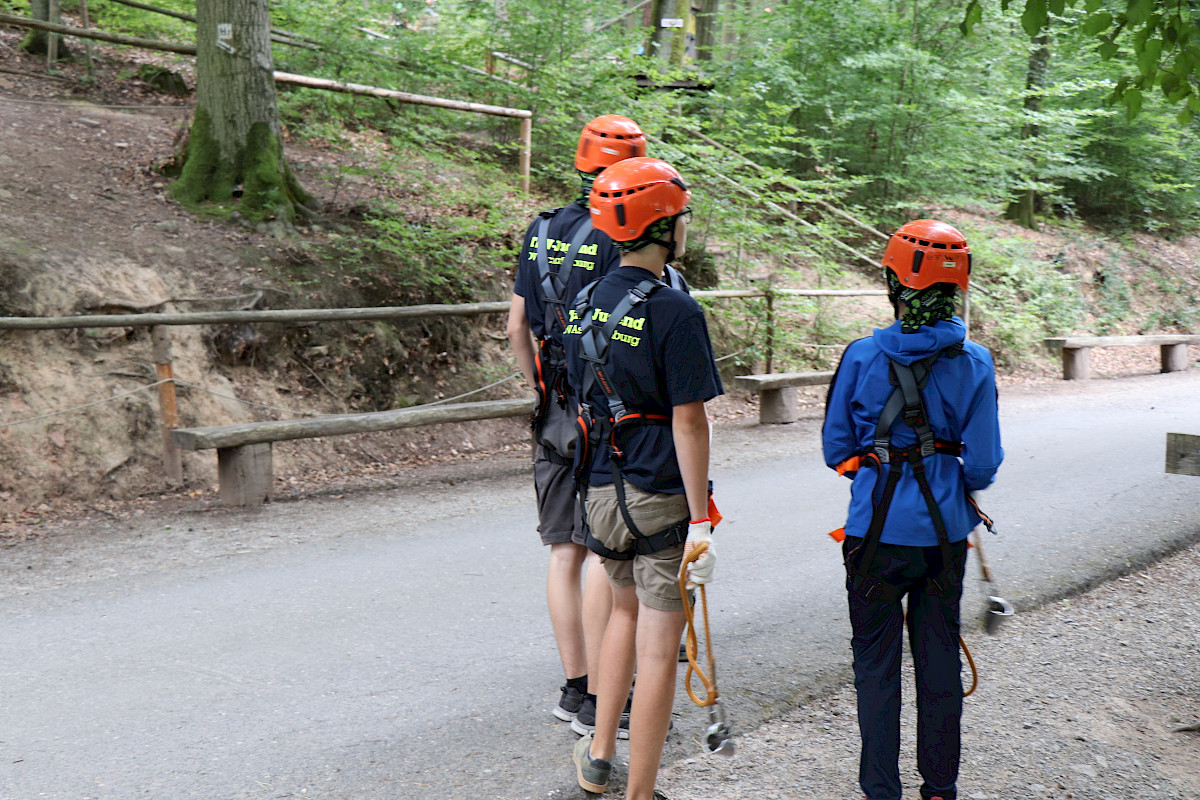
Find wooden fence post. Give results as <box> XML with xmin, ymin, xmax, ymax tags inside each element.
<box><xmin>151</xmin><ymin>326</ymin><xmax>183</xmax><ymax>483</ymax></box>
<box><xmin>519</xmin><ymin>117</ymin><xmax>532</xmax><ymax>194</ymax></box>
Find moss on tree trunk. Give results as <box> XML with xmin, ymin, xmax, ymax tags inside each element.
<box><xmin>171</xmin><ymin>109</ymin><xmax>313</xmax><ymax>223</ymax></box>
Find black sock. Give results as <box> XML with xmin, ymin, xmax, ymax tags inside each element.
<box><xmin>567</xmin><ymin>675</ymin><xmax>587</xmax><ymax>694</ymax></box>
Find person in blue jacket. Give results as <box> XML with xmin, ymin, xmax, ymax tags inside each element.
<box><xmin>822</xmin><ymin>219</ymin><xmax>1003</xmax><ymax>800</ymax></box>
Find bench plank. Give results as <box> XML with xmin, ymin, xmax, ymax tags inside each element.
<box><xmin>733</xmin><ymin>371</ymin><xmax>835</xmax><ymax>392</ymax></box>
<box><xmin>1043</xmin><ymin>335</ymin><xmax>1198</xmax><ymax>380</ymax></box>
<box><xmin>734</xmin><ymin>371</ymin><xmax>835</xmax><ymax>424</ymax></box>
<box><xmin>172</xmin><ymin>398</ymin><xmax>535</xmax><ymax>451</ymax></box>
<box><xmin>1044</xmin><ymin>334</ymin><xmax>1200</xmax><ymax>348</ymax></box>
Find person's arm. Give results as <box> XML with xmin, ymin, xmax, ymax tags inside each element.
<box><xmin>672</xmin><ymin>400</ymin><xmax>710</xmax><ymax>521</ymax></box>
<box><xmin>506</xmin><ymin>293</ymin><xmax>537</xmax><ymax>388</ymax></box>
<box><xmin>821</xmin><ymin>347</ymin><xmax>860</xmax><ymax>474</ymax></box>
<box><xmin>960</xmin><ymin>353</ymin><xmax>1003</xmax><ymax>491</ymax></box>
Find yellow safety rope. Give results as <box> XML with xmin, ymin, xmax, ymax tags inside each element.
<box><xmin>961</xmin><ymin>634</ymin><xmax>978</xmax><ymax>697</ymax></box>
<box><xmin>679</xmin><ymin>541</ymin><xmax>720</xmax><ymax>707</ymax></box>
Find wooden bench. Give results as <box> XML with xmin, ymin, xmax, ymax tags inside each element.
<box><xmin>171</xmin><ymin>398</ymin><xmax>535</xmax><ymax>507</ymax></box>
<box><xmin>733</xmin><ymin>371</ymin><xmax>835</xmax><ymax>424</ymax></box>
<box><xmin>1043</xmin><ymin>335</ymin><xmax>1200</xmax><ymax>380</ymax></box>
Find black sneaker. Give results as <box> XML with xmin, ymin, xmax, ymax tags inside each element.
<box><xmin>678</xmin><ymin>641</ymin><xmax>689</xmax><ymax>662</ymax></box>
<box><xmin>570</xmin><ymin>694</ymin><xmax>630</xmax><ymax>739</ymax></box>
<box><xmin>553</xmin><ymin>683</ymin><xmax>586</xmax><ymax>722</ymax></box>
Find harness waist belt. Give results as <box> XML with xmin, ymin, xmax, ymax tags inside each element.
<box><xmin>584</xmin><ymin>517</ymin><xmax>689</xmax><ymax>561</ymax></box>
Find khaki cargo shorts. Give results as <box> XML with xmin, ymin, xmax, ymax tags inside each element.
<box><xmin>585</xmin><ymin>482</ymin><xmax>690</xmax><ymax>612</ymax></box>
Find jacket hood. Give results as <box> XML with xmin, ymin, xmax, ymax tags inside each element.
<box><xmin>872</xmin><ymin>317</ymin><xmax>967</xmax><ymax>365</ymax></box>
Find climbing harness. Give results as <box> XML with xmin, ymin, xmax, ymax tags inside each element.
<box><xmin>529</xmin><ymin>209</ymin><xmax>595</xmax><ymax>462</ymax></box>
<box><xmin>841</xmin><ymin>343</ymin><xmax>974</xmax><ymax>603</ymax></box>
<box><xmin>831</xmin><ymin>341</ymin><xmax>1006</xmax><ymax>697</ymax></box>
<box><xmin>830</xmin><ymin>526</ymin><xmax>981</xmax><ymax>698</ymax></box>
<box><xmin>574</xmin><ymin>277</ymin><xmax>690</xmax><ymax>560</ymax></box>
<box><xmin>679</xmin><ymin>540</ymin><xmax>735</xmax><ymax>755</ymax></box>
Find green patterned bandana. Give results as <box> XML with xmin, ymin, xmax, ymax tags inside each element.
<box><xmin>616</xmin><ymin>216</ymin><xmax>674</xmax><ymax>253</ymax></box>
<box><xmin>576</xmin><ymin>171</ymin><xmax>598</xmax><ymax>207</ymax></box>
<box><xmin>887</xmin><ymin>271</ymin><xmax>958</xmax><ymax>333</ymax></box>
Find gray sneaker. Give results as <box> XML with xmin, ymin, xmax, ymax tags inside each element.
<box><xmin>573</xmin><ymin>733</ymin><xmax>611</xmax><ymax>794</ymax></box>
<box><xmin>570</xmin><ymin>694</ymin><xmax>630</xmax><ymax>739</ymax></box>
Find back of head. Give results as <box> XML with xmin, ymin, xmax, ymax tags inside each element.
<box><xmin>882</xmin><ymin>219</ymin><xmax>970</xmax><ymax>332</ymax></box>
<box><xmin>587</xmin><ymin>157</ymin><xmax>690</xmax><ymax>247</ymax></box>
<box><xmin>881</xmin><ymin>219</ymin><xmax>971</xmax><ymax>292</ymax></box>
<box><xmin>575</xmin><ymin>115</ymin><xmax>647</xmax><ymax>175</ymax></box>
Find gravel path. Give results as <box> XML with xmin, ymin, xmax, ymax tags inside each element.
<box><xmin>655</xmin><ymin>541</ymin><xmax>1200</xmax><ymax>800</ymax></box>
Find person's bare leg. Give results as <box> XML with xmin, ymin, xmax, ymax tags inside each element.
<box><xmin>582</xmin><ymin>553</ymin><xmax>612</xmax><ymax>684</ymax></box>
<box><xmin>625</xmin><ymin>604</ymin><xmax>687</xmax><ymax>800</ymax></box>
<box><xmin>546</xmin><ymin>541</ymin><xmax>588</xmax><ymax>679</ymax></box>
<box><xmin>589</xmin><ymin>583</ymin><xmax>637</xmax><ymax>762</ymax></box>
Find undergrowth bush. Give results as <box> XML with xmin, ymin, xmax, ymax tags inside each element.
<box><xmin>969</xmin><ymin>238</ymin><xmax>1085</xmax><ymax>368</ymax></box>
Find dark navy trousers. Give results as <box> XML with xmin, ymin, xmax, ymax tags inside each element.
<box><xmin>844</xmin><ymin>536</ymin><xmax>969</xmax><ymax>800</ymax></box>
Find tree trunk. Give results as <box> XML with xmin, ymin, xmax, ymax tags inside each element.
<box><xmin>668</xmin><ymin>0</ymin><xmax>689</xmax><ymax>65</ymax></box>
<box><xmin>20</xmin><ymin>0</ymin><xmax>69</xmax><ymax>58</ymax></box>
<box><xmin>645</xmin><ymin>0</ymin><xmax>666</xmax><ymax>59</ymax></box>
<box><xmin>694</xmin><ymin>0</ymin><xmax>718</xmax><ymax>61</ymax></box>
<box><xmin>1005</xmin><ymin>31</ymin><xmax>1050</xmax><ymax>230</ymax></box>
<box><xmin>170</xmin><ymin>0</ymin><xmax>313</xmax><ymax>224</ymax></box>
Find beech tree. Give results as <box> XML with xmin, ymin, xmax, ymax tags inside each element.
<box><xmin>170</xmin><ymin>0</ymin><xmax>313</xmax><ymax>223</ymax></box>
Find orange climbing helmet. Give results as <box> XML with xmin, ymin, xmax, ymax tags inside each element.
<box><xmin>575</xmin><ymin>115</ymin><xmax>648</xmax><ymax>174</ymax></box>
<box><xmin>881</xmin><ymin>219</ymin><xmax>972</xmax><ymax>292</ymax></box>
<box><xmin>588</xmin><ymin>157</ymin><xmax>691</xmax><ymax>242</ymax></box>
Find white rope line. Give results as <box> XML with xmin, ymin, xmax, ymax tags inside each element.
<box><xmin>422</xmin><ymin>372</ymin><xmax>521</xmax><ymax>406</ymax></box>
<box><xmin>0</xmin><ymin>379</ymin><xmax>169</xmax><ymax>431</ymax></box>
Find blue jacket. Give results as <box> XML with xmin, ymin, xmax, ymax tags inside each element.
<box><xmin>822</xmin><ymin>317</ymin><xmax>1003</xmax><ymax>546</ymax></box>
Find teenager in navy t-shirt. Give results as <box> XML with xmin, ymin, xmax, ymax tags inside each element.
<box><xmin>565</xmin><ymin>158</ymin><xmax>722</xmax><ymax>800</ymax></box>
<box><xmin>506</xmin><ymin>115</ymin><xmax>647</xmax><ymax>730</ymax></box>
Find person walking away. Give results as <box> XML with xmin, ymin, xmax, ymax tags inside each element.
<box><xmin>565</xmin><ymin>157</ymin><xmax>723</xmax><ymax>800</ymax></box>
<box><xmin>822</xmin><ymin>219</ymin><xmax>1003</xmax><ymax>800</ymax></box>
<box><xmin>507</xmin><ymin>115</ymin><xmax>647</xmax><ymax>727</ymax></box>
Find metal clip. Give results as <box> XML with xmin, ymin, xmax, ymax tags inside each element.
<box><xmin>704</xmin><ymin>701</ymin><xmax>735</xmax><ymax>757</ymax></box>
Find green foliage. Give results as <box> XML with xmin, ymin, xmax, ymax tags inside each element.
<box><xmin>968</xmin><ymin>237</ymin><xmax>1086</xmax><ymax>367</ymax></box>
<box><xmin>356</xmin><ymin>150</ymin><xmax>520</xmax><ymax>299</ymax></box>
<box><xmin>1059</xmin><ymin>92</ymin><xmax>1200</xmax><ymax>230</ymax></box>
<box><xmin>89</xmin><ymin>0</ymin><xmax>194</xmax><ymax>41</ymax></box>
<box><xmin>963</xmin><ymin>0</ymin><xmax>1200</xmax><ymax>120</ymax></box>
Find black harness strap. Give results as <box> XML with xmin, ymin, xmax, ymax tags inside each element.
<box><xmin>574</xmin><ymin>278</ymin><xmax>686</xmax><ymax>561</ymax></box>
<box><xmin>850</xmin><ymin>344</ymin><xmax>964</xmax><ymax>601</ymax></box>
<box><xmin>531</xmin><ymin>211</ymin><xmax>595</xmax><ymax>449</ymax></box>
<box><xmin>536</xmin><ymin>212</ymin><xmax>594</xmax><ymax>338</ymax></box>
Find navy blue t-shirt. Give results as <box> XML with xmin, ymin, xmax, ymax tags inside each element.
<box><xmin>513</xmin><ymin>202</ymin><xmax>620</xmax><ymax>345</ymax></box>
<box><xmin>564</xmin><ymin>266</ymin><xmax>724</xmax><ymax>494</ymax></box>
